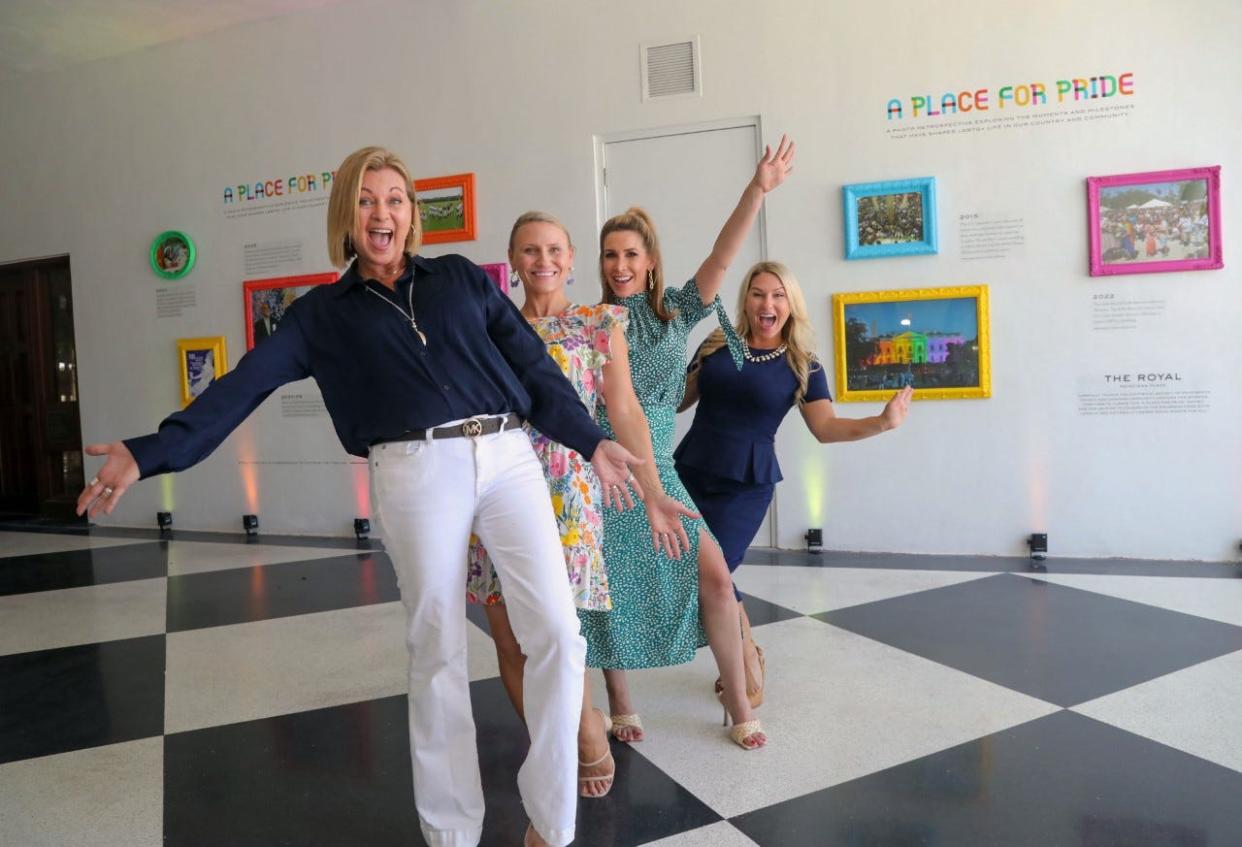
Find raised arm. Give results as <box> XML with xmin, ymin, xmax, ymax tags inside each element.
<box><xmin>693</xmin><ymin>135</ymin><xmax>795</xmax><ymax>305</ymax></box>
<box><xmin>800</xmin><ymin>385</ymin><xmax>912</xmax><ymax>443</ymax></box>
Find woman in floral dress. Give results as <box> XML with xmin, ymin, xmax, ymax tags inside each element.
<box><xmin>467</xmin><ymin>211</ymin><xmax>695</xmax><ymax>797</ymax></box>
<box><xmin>582</xmin><ymin>136</ymin><xmax>795</xmax><ymax>751</ymax></box>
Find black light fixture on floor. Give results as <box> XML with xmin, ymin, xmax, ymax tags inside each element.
<box><xmin>354</xmin><ymin>518</ymin><xmax>371</xmax><ymax>540</ymax></box>
<box><xmin>242</xmin><ymin>514</ymin><xmax>259</xmax><ymax>537</ymax></box>
<box><xmin>156</xmin><ymin>511</ymin><xmax>173</xmax><ymax>532</ymax></box>
<box><xmin>805</xmin><ymin>527</ymin><xmax>823</xmax><ymax>554</ymax></box>
<box><xmin>1027</xmin><ymin>532</ymin><xmax>1048</xmax><ymax>562</ymax></box>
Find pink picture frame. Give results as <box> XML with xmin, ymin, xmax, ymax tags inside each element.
<box><xmin>1087</xmin><ymin>166</ymin><xmax>1222</xmax><ymax>276</ymax></box>
<box><xmin>480</xmin><ymin>262</ymin><xmax>509</xmax><ymax>294</ymax></box>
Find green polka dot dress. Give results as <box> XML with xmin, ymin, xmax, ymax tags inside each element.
<box><xmin>580</xmin><ymin>278</ymin><xmax>743</xmax><ymax>669</ymax></box>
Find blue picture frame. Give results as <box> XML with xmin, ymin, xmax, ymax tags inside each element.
<box><xmin>843</xmin><ymin>177</ymin><xmax>938</xmax><ymax>260</ymax></box>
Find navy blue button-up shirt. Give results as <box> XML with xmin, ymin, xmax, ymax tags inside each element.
<box><xmin>125</xmin><ymin>254</ymin><xmax>606</xmax><ymax>478</ymax></box>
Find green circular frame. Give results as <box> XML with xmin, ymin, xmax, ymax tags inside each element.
<box><xmin>149</xmin><ymin>230</ymin><xmax>196</xmax><ymax>280</ymax></box>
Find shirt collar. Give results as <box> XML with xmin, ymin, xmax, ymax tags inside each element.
<box><xmin>330</xmin><ymin>254</ymin><xmax>432</xmax><ymax>298</ymax></box>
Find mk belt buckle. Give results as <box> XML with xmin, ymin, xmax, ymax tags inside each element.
<box><xmin>461</xmin><ymin>417</ymin><xmax>485</xmax><ymax>438</ymax></box>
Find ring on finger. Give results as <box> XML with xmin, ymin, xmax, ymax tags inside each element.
<box><xmin>89</xmin><ymin>477</ymin><xmax>100</xmax><ymax>487</ymax></box>
<box><xmin>103</xmin><ymin>486</ymin><xmax>115</xmax><ymax>497</ymax></box>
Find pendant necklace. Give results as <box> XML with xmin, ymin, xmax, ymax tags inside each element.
<box><xmin>366</xmin><ymin>274</ymin><xmax>426</xmax><ymax>345</ymax></box>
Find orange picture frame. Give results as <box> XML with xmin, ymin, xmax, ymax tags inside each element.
<box><xmin>415</xmin><ymin>173</ymin><xmax>476</xmax><ymax>244</ymax></box>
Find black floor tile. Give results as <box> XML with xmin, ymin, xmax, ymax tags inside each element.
<box><xmin>165</xmin><ymin>678</ymin><xmax>717</xmax><ymax>847</ymax></box>
<box><xmin>732</xmin><ymin>710</ymin><xmax>1242</xmax><ymax>847</ymax></box>
<box><xmin>0</xmin><ymin>635</ymin><xmax>165</xmax><ymax>764</ymax></box>
<box><xmin>166</xmin><ymin>552</ymin><xmax>399</xmax><ymax>631</ymax></box>
<box><xmin>0</xmin><ymin>542</ymin><xmax>167</xmax><ymax>596</ymax></box>
<box><xmin>817</xmin><ymin>573</ymin><xmax>1242</xmax><ymax>707</ymax></box>
<box><xmin>737</xmin><ymin>591</ymin><xmax>802</xmax><ymax>627</ymax></box>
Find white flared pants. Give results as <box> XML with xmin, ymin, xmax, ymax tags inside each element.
<box><xmin>370</xmin><ymin>424</ymin><xmax>585</xmax><ymax>847</ymax></box>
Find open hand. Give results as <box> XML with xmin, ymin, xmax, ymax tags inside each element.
<box><xmin>752</xmin><ymin>134</ymin><xmax>796</xmax><ymax>194</ymax></box>
<box><xmin>646</xmin><ymin>494</ymin><xmax>699</xmax><ymax>559</ymax></box>
<box><xmin>77</xmin><ymin>442</ymin><xmax>140</xmax><ymax>519</ymax></box>
<box><xmin>590</xmin><ymin>440</ymin><xmax>645</xmax><ymax>510</ymax></box>
<box><xmin>882</xmin><ymin>385</ymin><xmax>914</xmax><ymax>431</ymax></box>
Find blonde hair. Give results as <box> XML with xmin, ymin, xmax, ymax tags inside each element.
<box><xmin>693</xmin><ymin>261</ymin><xmax>820</xmax><ymax>405</ymax></box>
<box><xmin>599</xmin><ymin>207</ymin><xmax>676</xmax><ymax>322</ymax></box>
<box><xmin>326</xmin><ymin>146</ymin><xmax>421</xmax><ymax>268</ymax></box>
<box><xmin>509</xmin><ymin>210</ymin><xmax>574</xmax><ymax>252</ymax></box>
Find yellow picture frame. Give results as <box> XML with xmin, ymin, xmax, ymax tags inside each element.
<box><xmin>177</xmin><ymin>336</ymin><xmax>229</xmax><ymax>408</ymax></box>
<box><xmin>832</xmin><ymin>285</ymin><xmax>990</xmax><ymax>402</ymax></box>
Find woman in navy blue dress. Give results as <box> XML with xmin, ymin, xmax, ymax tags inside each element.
<box><xmin>675</xmin><ymin>261</ymin><xmax>912</xmax><ymax>706</ymax></box>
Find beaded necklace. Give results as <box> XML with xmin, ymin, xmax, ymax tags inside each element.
<box><xmin>743</xmin><ymin>343</ymin><xmax>787</xmax><ymax>363</ymax></box>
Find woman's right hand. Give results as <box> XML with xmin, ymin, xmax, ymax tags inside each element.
<box><xmin>76</xmin><ymin>442</ymin><xmax>140</xmax><ymax>518</ymax></box>
<box><xmin>646</xmin><ymin>494</ymin><xmax>699</xmax><ymax>559</ymax></box>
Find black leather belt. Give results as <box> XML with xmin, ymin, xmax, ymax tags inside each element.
<box><xmin>374</xmin><ymin>413</ymin><xmax>522</xmax><ymax>445</ymax></box>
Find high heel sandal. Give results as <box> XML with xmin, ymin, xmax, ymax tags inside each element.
<box><xmin>608</xmin><ymin>712</ymin><xmax>643</xmax><ymax>742</ymax></box>
<box><xmin>718</xmin><ymin>694</ymin><xmax>766</xmax><ymax>749</ymax></box>
<box><xmin>578</xmin><ymin>708</ymin><xmax>615</xmax><ymax>798</ymax></box>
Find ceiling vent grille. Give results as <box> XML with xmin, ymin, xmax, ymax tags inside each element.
<box><xmin>641</xmin><ymin>37</ymin><xmax>701</xmax><ymax>100</ymax></box>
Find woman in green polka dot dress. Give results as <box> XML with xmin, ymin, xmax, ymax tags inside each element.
<box><xmin>580</xmin><ymin>135</ymin><xmax>796</xmax><ymax>750</ymax></box>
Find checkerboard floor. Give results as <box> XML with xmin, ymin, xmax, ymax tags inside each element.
<box><xmin>3</xmin><ymin>526</ymin><xmax>1241</xmax><ymax>846</ymax></box>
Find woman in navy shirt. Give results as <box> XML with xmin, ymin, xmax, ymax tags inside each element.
<box><xmin>675</xmin><ymin>261</ymin><xmax>912</xmax><ymax>708</ymax></box>
<box><xmin>75</xmin><ymin>146</ymin><xmax>641</xmax><ymax>847</ymax></box>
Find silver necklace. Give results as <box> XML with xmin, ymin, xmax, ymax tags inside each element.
<box><xmin>744</xmin><ymin>342</ymin><xmax>786</xmax><ymax>363</ymax></box>
<box><xmin>366</xmin><ymin>276</ymin><xmax>426</xmax><ymax>345</ymax></box>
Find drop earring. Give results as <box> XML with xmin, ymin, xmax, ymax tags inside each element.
<box><xmin>510</xmin><ymin>269</ymin><xmax>521</xmax><ymax>288</ymax></box>
<box><xmin>647</xmin><ymin>268</ymin><xmax>655</xmax><ymax>290</ymax></box>
<box><xmin>567</xmin><ymin>266</ymin><xmax>575</xmax><ymax>286</ymax></box>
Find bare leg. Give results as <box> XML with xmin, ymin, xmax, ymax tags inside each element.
<box><xmin>602</xmin><ymin>669</ymin><xmax>644</xmax><ymax>741</ymax></box>
<box><xmin>578</xmin><ymin>675</ymin><xmax>614</xmax><ymax>797</ymax></box>
<box><xmin>484</xmin><ymin>603</ymin><xmax>527</xmax><ymax>723</ymax></box>
<box><xmin>698</xmin><ymin>529</ymin><xmax>766</xmax><ymax>748</ymax></box>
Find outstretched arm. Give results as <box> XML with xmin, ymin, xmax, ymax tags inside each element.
<box><xmin>800</xmin><ymin>385</ymin><xmax>912</xmax><ymax>443</ymax></box>
<box><xmin>693</xmin><ymin>134</ymin><xmax>795</xmax><ymax>305</ymax></box>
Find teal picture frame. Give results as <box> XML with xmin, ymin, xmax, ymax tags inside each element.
<box><xmin>843</xmin><ymin>177</ymin><xmax>938</xmax><ymax>260</ymax></box>
<box><xmin>150</xmin><ymin>230</ymin><xmax>196</xmax><ymax>280</ymax></box>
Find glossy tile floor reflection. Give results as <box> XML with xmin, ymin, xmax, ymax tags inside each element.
<box><xmin>2</xmin><ymin>527</ymin><xmax>1241</xmax><ymax>846</ymax></box>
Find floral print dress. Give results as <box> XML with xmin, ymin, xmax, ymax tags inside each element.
<box><xmin>466</xmin><ymin>303</ymin><xmax>628</xmax><ymax>611</ymax></box>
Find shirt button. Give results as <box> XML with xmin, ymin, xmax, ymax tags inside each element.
<box><xmin>443</xmin><ymin>385</ymin><xmax>452</xmax><ymax>391</ymax></box>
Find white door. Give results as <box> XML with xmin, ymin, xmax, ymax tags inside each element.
<box><xmin>596</xmin><ymin>118</ymin><xmax>774</xmax><ymax>547</ymax></box>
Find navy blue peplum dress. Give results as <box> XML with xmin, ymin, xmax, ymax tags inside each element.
<box><xmin>674</xmin><ymin>345</ymin><xmax>831</xmax><ymax>597</ymax></box>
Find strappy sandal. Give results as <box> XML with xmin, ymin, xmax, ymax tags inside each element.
<box><xmin>579</xmin><ymin>709</ymin><xmax>615</xmax><ymax>798</ymax></box>
<box><xmin>609</xmin><ymin>712</ymin><xmax>644</xmax><ymax>742</ymax></box>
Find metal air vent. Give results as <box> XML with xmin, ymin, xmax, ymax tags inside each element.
<box><xmin>641</xmin><ymin>37</ymin><xmax>701</xmax><ymax>100</ymax></box>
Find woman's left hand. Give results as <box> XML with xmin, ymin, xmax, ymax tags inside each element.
<box><xmin>591</xmin><ymin>440</ymin><xmax>645</xmax><ymax>510</ymax></box>
<box><xmin>752</xmin><ymin>134</ymin><xmax>796</xmax><ymax>195</ymax></box>
<box><xmin>882</xmin><ymin>385</ymin><xmax>914</xmax><ymax>431</ymax></box>
<box><xmin>646</xmin><ymin>494</ymin><xmax>699</xmax><ymax>559</ymax></box>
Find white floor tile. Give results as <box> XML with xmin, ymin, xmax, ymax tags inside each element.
<box><xmin>1073</xmin><ymin>648</ymin><xmax>1242</xmax><ymax>774</ymax></box>
<box><xmin>164</xmin><ymin>539</ymin><xmax>366</xmax><ymax>576</ymax></box>
<box><xmin>0</xmin><ymin>531</ymin><xmax>148</xmax><ymax>558</ymax></box>
<box><xmin>591</xmin><ymin>616</ymin><xmax>1059</xmax><ymax>819</ymax></box>
<box><xmin>640</xmin><ymin>821</ymin><xmax>759</xmax><ymax>846</ymax></box>
<box><xmin>1025</xmin><ymin>572</ymin><xmax>1242</xmax><ymax>627</ymax></box>
<box><xmin>0</xmin><ymin>737</ymin><xmax>162</xmax><ymax>847</ymax></box>
<box><xmin>733</xmin><ymin>565</ymin><xmax>997</xmax><ymax>615</ymax></box>
<box><xmin>165</xmin><ymin>601</ymin><xmax>499</xmax><ymax>734</ymax></box>
<box><xmin>0</xmin><ymin>578</ymin><xmax>166</xmax><ymax>656</ymax></box>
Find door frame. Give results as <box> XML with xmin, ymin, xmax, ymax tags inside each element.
<box><xmin>591</xmin><ymin>115</ymin><xmax>778</xmax><ymax>547</ymax></box>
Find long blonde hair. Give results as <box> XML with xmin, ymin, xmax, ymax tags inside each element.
<box><xmin>693</xmin><ymin>261</ymin><xmax>820</xmax><ymax>405</ymax></box>
<box><xmin>599</xmin><ymin>207</ymin><xmax>676</xmax><ymax>322</ymax></box>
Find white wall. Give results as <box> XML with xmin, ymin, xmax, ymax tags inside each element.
<box><xmin>1</xmin><ymin>0</ymin><xmax>1237</xmax><ymax>559</ymax></box>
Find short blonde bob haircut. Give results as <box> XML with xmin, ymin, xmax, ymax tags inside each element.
<box><xmin>326</xmin><ymin>146</ymin><xmax>421</xmax><ymax>269</ymax></box>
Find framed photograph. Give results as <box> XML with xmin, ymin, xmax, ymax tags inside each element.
<box><xmin>242</xmin><ymin>272</ymin><xmax>338</xmax><ymax>351</ymax></box>
<box><xmin>150</xmin><ymin>230</ymin><xmax>196</xmax><ymax>279</ymax></box>
<box><xmin>832</xmin><ymin>285</ymin><xmax>990</xmax><ymax>402</ymax></box>
<box><xmin>843</xmin><ymin>177</ymin><xmax>938</xmax><ymax>260</ymax></box>
<box><xmin>479</xmin><ymin>262</ymin><xmax>509</xmax><ymax>294</ymax></box>
<box><xmin>415</xmin><ymin>173</ymin><xmax>476</xmax><ymax>244</ymax></box>
<box><xmin>1087</xmin><ymin>166</ymin><xmax>1222</xmax><ymax>276</ymax></box>
<box><xmin>177</xmin><ymin>336</ymin><xmax>228</xmax><ymax>408</ymax></box>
